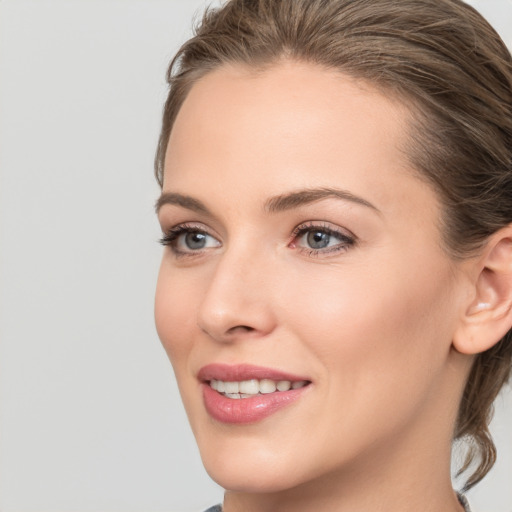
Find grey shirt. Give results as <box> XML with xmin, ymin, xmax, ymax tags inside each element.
<box><xmin>203</xmin><ymin>495</ymin><xmax>472</xmax><ymax>512</ymax></box>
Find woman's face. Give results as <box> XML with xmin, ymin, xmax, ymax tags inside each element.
<box><xmin>155</xmin><ymin>61</ymin><xmax>469</xmax><ymax>493</ymax></box>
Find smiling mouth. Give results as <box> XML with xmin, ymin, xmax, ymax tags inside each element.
<box><xmin>209</xmin><ymin>378</ymin><xmax>310</xmax><ymax>399</ymax></box>
<box><xmin>200</xmin><ymin>365</ymin><xmax>312</xmax><ymax>423</ymax></box>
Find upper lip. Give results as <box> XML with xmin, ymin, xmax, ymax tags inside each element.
<box><xmin>197</xmin><ymin>363</ymin><xmax>311</xmax><ymax>383</ymax></box>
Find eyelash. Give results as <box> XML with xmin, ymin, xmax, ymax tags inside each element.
<box><xmin>159</xmin><ymin>222</ymin><xmax>356</xmax><ymax>258</ymax></box>
<box><xmin>159</xmin><ymin>223</ymin><xmax>216</xmax><ymax>258</ymax></box>
<box><xmin>290</xmin><ymin>221</ymin><xmax>356</xmax><ymax>257</ymax></box>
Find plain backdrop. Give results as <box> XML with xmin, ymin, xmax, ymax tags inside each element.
<box><xmin>0</xmin><ymin>1</ymin><xmax>511</xmax><ymax>511</ymax></box>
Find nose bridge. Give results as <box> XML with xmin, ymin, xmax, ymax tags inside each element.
<box><xmin>197</xmin><ymin>239</ymin><xmax>277</xmax><ymax>341</ymax></box>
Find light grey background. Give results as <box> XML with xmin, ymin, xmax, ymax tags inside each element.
<box><xmin>0</xmin><ymin>1</ymin><xmax>510</xmax><ymax>511</ymax></box>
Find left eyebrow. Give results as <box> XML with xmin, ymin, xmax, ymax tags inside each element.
<box><xmin>264</xmin><ymin>187</ymin><xmax>380</xmax><ymax>214</ymax></box>
<box><xmin>155</xmin><ymin>192</ymin><xmax>212</xmax><ymax>215</ymax></box>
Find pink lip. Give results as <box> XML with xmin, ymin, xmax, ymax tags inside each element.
<box><xmin>198</xmin><ymin>363</ymin><xmax>309</xmax><ymax>383</ymax></box>
<box><xmin>198</xmin><ymin>364</ymin><xmax>311</xmax><ymax>425</ymax></box>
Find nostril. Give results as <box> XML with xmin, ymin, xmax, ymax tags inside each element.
<box><xmin>226</xmin><ymin>325</ymin><xmax>255</xmax><ymax>334</ymax></box>
<box><xmin>197</xmin><ymin>291</ymin><xmax>277</xmax><ymax>341</ymax></box>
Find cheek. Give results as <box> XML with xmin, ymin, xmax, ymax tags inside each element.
<box><xmin>282</xmin><ymin>253</ymin><xmax>457</xmax><ymax>402</ymax></box>
<box><xmin>267</xmin><ymin>256</ymin><xmax>458</xmax><ymax>470</ymax></box>
<box><xmin>154</xmin><ymin>260</ymin><xmax>198</xmax><ymax>365</ymax></box>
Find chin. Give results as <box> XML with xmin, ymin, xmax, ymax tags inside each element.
<box><xmin>197</xmin><ymin>437</ymin><xmax>312</xmax><ymax>493</ymax></box>
<box><xmin>204</xmin><ymin>460</ymin><xmax>305</xmax><ymax>494</ymax></box>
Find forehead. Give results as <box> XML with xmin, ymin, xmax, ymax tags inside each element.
<box><xmin>168</xmin><ymin>61</ymin><xmax>412</xmax><ymax>154</ymax></box>
<box><xmin>163</xmin><ymin>60</ymin><xmax>437</xmax><ymax>223</ymax></box>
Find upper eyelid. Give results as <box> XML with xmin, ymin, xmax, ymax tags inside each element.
<box><xmin>161</xmin><ymin>221</ymin><xmax>219</xmax><ymax>237</ymax></box>
<box><xmin>292</xmin><ymin>221</ymin><xmax>356</xmax><ymax>239</ymax></box>
<box><xmin>159</xmin><ymin>222</ymin><xmax>216</xmax><ymax>241</ymax></box>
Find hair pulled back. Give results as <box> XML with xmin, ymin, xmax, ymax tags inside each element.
<box><xmin>155</xmin><ymin>0</ymin><xmax>512</xmax><ymax>490</ymax></box>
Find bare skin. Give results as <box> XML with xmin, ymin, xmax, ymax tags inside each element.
<box><xmin>154</xmin><ymin>60</ymin><xmax>489</xmax><ymax>512</ymax></box>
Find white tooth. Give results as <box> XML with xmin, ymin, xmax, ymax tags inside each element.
<box><xmin>239</xmin><ymin>379</ymin><xmax>259</xmax><ymax>395</ymax></box>
<box><xmin>240</xmin><ymin>394</ymin><xmax>252</xmax><ymax>398</ymax></box>
<box><xmin>225</xmin><ymin>393</ymin><xmax>241</xmax><ymax>399</ymax></box>
<box><xmin>210</xmin><ymin>379</ymin><xmax>218</xmax><ymax>391</ymax></box>
<box><xmin>217</xmin><ymin>380</ymin><xmax>225</xmax><ymax>393</ymax></box>
<box><xmin>224</xmin><ymin>381</ymin><xmax>239</xmax><ymax>394</ymax></box>
<box><xmin>292</xmin><ymin>380</ymin><xmax>308</xmax><ymax>389</ymax></box>
<box><xmin>259</xmin><ymin>379</ymin><xmax>277</xmax><ymax>394</ymax></box>
<box><xmin>276</xmin><ymin>380</ymin><xmax>291</xmax><ymax>391</ymax></box>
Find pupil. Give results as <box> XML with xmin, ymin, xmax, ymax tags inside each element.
<box><xmin>185</xmin><ymin>232</ymin><xmax>206</xmax><ymax>249</ymax></box>
<box><xmin>307</xmin><ymin>230</ymin><xmax>330</xmax><ymax>249</ymax></box>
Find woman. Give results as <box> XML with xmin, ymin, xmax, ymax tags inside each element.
<box><xmin>154</xmin><ymin>0</ymin><xmax>512</xmax><ymax>511</ymax></box>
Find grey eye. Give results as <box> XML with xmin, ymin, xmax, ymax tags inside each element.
<box><xmin>294</xmin><ymin>225</ymin><xmax>354</xmax><ymax>254</ymax></box>
<box><xmin>307</xmin><ymin>230</ymin><xmax>331</xmax><ymax>249</ymax></box>
<box><xmin>185</xmin><ymin>232</ymin><xmax>208</xmax><ymax>249</ymax></box>
<box><xmin>160</xmin><ymin>225</ymin><xmax>221</xmax><ymax>255</ymax></box>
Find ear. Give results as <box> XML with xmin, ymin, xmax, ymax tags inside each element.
<box><xmin>453</xmin><ymin>225</ymin><xmax>512</xmax><ymax>355</ymax></box>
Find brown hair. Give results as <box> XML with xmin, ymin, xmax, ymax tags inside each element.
<box><xmin>155</xmin><ymin>0</ymin><xmax>512</xmax><ymax>490</ymax></box>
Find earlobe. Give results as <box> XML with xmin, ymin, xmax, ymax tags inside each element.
<box><xmin>453</xmin><ymin>226</ymin><xmax>512</xmax><ymax>355</ymax></box>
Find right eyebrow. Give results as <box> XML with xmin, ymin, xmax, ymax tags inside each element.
<box><xmin>155</xmin><ymin>192</ymin><xmax>212</xmax><ymax>215</ymax></box>
<box><xmin>264</xmin><ymin>187</ymin><xmax>380</xmax><ymax>214</ymax></box>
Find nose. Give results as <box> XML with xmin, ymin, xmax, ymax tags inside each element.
<box><xmin>197</xmin><ymin>246</ymin><xmax>278</xmax><ymax>343</ymax></box>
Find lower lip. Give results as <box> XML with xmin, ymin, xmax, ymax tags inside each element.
<box><xmin>202</xmin><ymin>383</ymin><xmax>309</xmax><ymax>424</ymax></box>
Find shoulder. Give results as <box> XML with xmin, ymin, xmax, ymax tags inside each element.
<box><xmin>458</xmin><ymin>493</ymin><xmax>472</xmax><ymax>512</ymax></box>
<box><xmin>203</xmin><ymin>505</ymin><xmax>222</xmax><ymax>512</ymax></box>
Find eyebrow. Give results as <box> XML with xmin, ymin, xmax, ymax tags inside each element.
<box><xmin>264</xmin><ymin>187</ymin><xmax>380</xmax><ymax>214</ymax></box>
<box><xmin>155</xmin><ymin>187</ymin><xmax>379</xmax><ymax>215</ymax></box>
<box><xmin>155</xmin><ymin>192</ymin><xmax>212</xmax><ymax>215</ymax></box>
